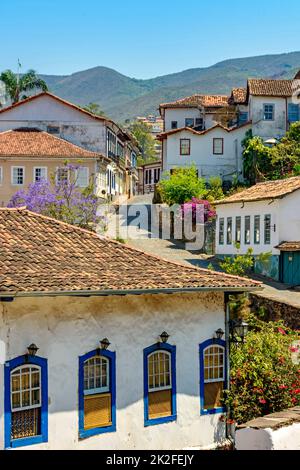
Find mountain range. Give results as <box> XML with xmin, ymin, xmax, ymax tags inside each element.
<box><xmin>41</xmin><ymin>51</ymin><xmax>300</xmax><ymax>123</ymax></box>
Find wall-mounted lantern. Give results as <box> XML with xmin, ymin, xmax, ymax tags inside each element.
<box><xmin>160</xmin><ymin>331</ymin><xmax>170</xmax><ymax>343</ymax></box>
<box><xmin>215</xmin><ymin>328</ymin><xmax>225</xmax><ymax>340</ymax></box>
<box><xmin>100</xmin><ymin>338</ymin><xmax>111</xmax><ymax>350</ymax></box>
<box><xmin>27</xmin><ymin>344</ymin><xmax>39</xmax><ymax>356</ymax></box>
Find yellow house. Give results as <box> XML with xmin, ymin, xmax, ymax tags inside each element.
<box><xmin>0</xmin><ymin>127</ymin><xmax>108</xmax><ymax>206</ymax></box>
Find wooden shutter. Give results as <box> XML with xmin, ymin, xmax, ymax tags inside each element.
<box><xmin>204</xmin><ymin>382</ymin><xmax>223</xmax><ymax>409</ymax></box>
<box><xmin>148</xmin><ymin>389</ymin><xmax>172</xmax><ymax>419</ymax></box>
<box><xmin>84</xmin><ymin>393</ymin><xmax>112</xmax><ymax>430</ymax></box>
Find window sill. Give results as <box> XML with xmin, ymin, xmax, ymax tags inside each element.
<box><xmin>79</xmin><ymin>423</ymin><xmax>116</xmax><ymax>440</ymax></box>
<box><xmin>201</xmin><ymin>407</ymin><xmax>226</xmax><ymax>416</ymax></box>
<box><xmin>8</xmin><ymin>434</ymin><xmax>47</xmax><ymax>449</ymax></box>
<box><xmin>144</xmin><ymin>414</ymin><xmax>176</xmax><ymax>427</ymax></box>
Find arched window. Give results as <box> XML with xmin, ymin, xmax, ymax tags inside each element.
<box><xmin>144</xmin><ymin>343</ymin><xmax>176</xmax><ymax>426</ymax></box>
<box><xmin>5</xmin><ymin>355</ymin><xmax>48</xmax><ymax>448</ymax></box>
<box><xmin>199</xmin><ymin>339</ymin><xmax>226</xmax><ymax>415</ymax></box>
<box><xmin>79</xmin><ymin>349</ymin><xmax>116</xmax><ymax>439</ymax></box>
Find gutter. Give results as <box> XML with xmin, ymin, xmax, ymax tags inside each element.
<box><xmin>0</xmin><ymin>285</ymin><xmax>262</xmax><ymax>299</ymax></box>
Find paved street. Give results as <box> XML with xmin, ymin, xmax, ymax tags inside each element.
<box><xmin>107</xmin><ymin>195</ymin><xmax>300</xmax><ymax>309</ymax></box>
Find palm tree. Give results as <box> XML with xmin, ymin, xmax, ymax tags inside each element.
<box><xmin>0</xmin><ymin>69</ymin><xmax>48</xmax><ymax>104</ymax></box>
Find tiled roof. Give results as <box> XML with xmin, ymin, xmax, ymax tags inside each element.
<box><xmin>160</xmin><ymin>94</ymin><xmax>229</xmax><ymax>110</ymax></box>
<box><xmin>0</xmin><ymin>208</ymin><xmax>260</xmax><ymax>295</ymax></box>
<box><xmin>275</xmin><ymin>242</ymin><xmax>300</xmax><ymax>252</ymax></box>
<box><xmin>0</xmin><ymin>128</ymin><xmax>101</xmax><ymax>159</ymax></box>
<box><xmin>230</xmin><ymin>88</ymin><xmax>247</xmax><ymax>104</ymax></box>
<box><xmin>215</xmin><ymin>176</ymin><xmax>300</xmax><ymax>205</ymax></box>
<box><xmin>157</xmin><ymin>121</ymin><xmax>252</xmax><ymax>140</ymax></box>
<box><xmin>248</xmin><ymin>79</ymin><xmax>293</xmax><ymax>97</ymax></box>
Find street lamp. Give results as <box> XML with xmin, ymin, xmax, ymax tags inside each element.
<box><xmin>229</xmin><ymin>319</ymin><xmax>249</xmax><ymax>344</ymax></box>
<box><xmin>215</xmin><ymin>328</ymin><xmax>225</xmax><ymax>340</ymax></box>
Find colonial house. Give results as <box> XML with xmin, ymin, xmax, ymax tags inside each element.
<box><xmin>0</xmin><ymin>92</ymin><xmax>139</xmax><ymax>202</ymax></box>
<box><xmin>0</xmin><ymin>128</ymin><xmax>109</xmax><ymax>206</ymax></box>
<box><xmin>229</xmin><ymin>73</ymin><xmax>300</xmax><ymax>141</ymax></box>
<box><xmin>158</xmin><ymin>71</ymin><xmax>300</xmax><ymax>183</ymax></box>
<box><xmin>215</xmin><ymin>176</ymin><xmax>300</xmax><ymax>285</ymax></box>
<box><xmin>0</xmin><ymin>208</ymin><xmax>259</xmax><ymax>450</ymax></box>
<box><xmin>157</xmin><ymin>122</ymin><xmax>251</xmax><ymax>182</ymax></box>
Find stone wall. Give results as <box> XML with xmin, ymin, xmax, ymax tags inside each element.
<box><xmin>250</xmin><ymin>294</ymin><xmax>300</xmax><ymax>330</ymax></box>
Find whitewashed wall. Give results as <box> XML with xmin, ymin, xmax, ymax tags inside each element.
<box><xmin>236</xmin><ymin>423</ymin><xmax>300</xmax><ymax>450</ymax></box>
<box><xmin>164</xmin><ymin>108</ymin><xmax>202</xmax><ymax>131</ymax></box>
<box><xmin>249</xmin><ymin>96</ymin><xmax>287</xmax><ymax>140</ymax></box>
<box><xmin>216</xmin><ymin>190</ymin><xmax>300</xmax><ymax>256</ymax></box>
<box><xmin>0</xmin><ymin>94</ymin><xmax>107</xmax><ymax>155</ymax></box>
<box><xmin>0</xmin><ymin>291</ymin><xmax>226</xmax><ymax>450</ymax></box>
<box><xmin>163</xmin><ymin>126</ymin><xmax>250</xmax><ymax>181</ymax></box>
<box><xmin>215</xmin><ymin>199</ymin><xmax>280</xmax><ymax>256</ymax></box>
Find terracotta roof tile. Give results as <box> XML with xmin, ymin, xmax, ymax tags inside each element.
<box><xmin>248</xmin><ymin>79</ymin><xmax>293</xmax><ymax>97</ymax></box>
<box><xmin>160</xmin><ymin>94</ymin><xmax>229</xmax><ymax>110</ymax></box>
<box><xmin>215</xmin><ymin>176</ymin><xmax>300</xmax><ymax>205</ymax></box>
<box><xmin>0</xmin><ymin>208</ymin><xmax>260</xmax><ymax>295</ymax></box>
<box><xmin>157</xmin><ymin>121</ymin><xmax>252</xmax><ymax>140</ymax></box>
<box><xmin>230</xmin><ymin>88</ymin><xmax>247</xmax><ymax>104</ymax></box>
<box><xmin>0</xmin><ymin>128</ymin><xmax>101</xmax><ymax>159</ymax></box>
<box><xmin>275</xmin><ymin>241</ymin><xmax>300</xmax><ymax>252</ymax></box>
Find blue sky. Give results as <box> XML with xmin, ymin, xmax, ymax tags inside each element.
<box><xmin>1</xmin><ymin>0</ymin><xmax>300</xmax><ymax>78</ymax></box>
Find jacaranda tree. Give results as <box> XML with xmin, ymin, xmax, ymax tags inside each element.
<box><xmin>8</xmin><ymin>163</ymin><xmax>100</xmax><ymax>230</ymax></box>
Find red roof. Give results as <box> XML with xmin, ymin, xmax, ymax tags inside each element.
<box><xmin>0</xmin><ymin>208</ymin><xmax>261</xmax><ymax>295</ymax></box>
<box><xmin>0</xmin><ymin>128</ymin><xmax>103</xmax><ymax>159</ymax></box>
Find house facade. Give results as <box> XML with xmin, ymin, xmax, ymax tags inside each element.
<box><xmin>0</xmin><ymin>128</ymin><xmax>108</xmax><ymax>206</ymax></box>
<box><xmin>0</xmin><ymin>92</ymin><xmax>139</xmax><ymax>202</ymax></box>
<box><xmin>0</xmin><ymin>208</ymin><xmax>259</xmax><ymax>450</ymax></box>
<box><xmin>215</xmin><ymin>176</ymin><xmax>300</xmax><ymax>284</ymax></box>
<box><xmin>158</xmin><ymin>71</ymin><xmax>300</xmax><ymax>183</ymax></box>
<box><xmin>158</xmin><ymin>123</ymin><xmax>251</xmax><ymax>182</ymax></box>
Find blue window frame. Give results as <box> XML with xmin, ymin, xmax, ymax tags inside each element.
<box><xmin>238</xmin><ymin>111</ymin><xmax>248</xmax><ymax>124</ymax></box>
<box><xmin>199</xmin><ymin>339</ymin><xmax>226</xmax><ymax>416</ymax></box>
<box><xmin>143</xmin><ymin>342</ymin><xmax>176</xmax><ymax>427</ymax></box>
<box><xmin>4</xmin><ymin>354</ymin><xmax>48</xmax><ymax>449</ymax></box>
<box><xmin>288</xmin><ymin>103</ymin><xmax>300</xmax><ymax>123</ymax></box>
<box><xmin>263</xmin><ymin>104</ymin><xmax>274</xmax><ymax>121</ymax></box>
<box><xmin>78</xmin><ymin>349</ymin><xmax>116</xmax><ymax>439</ymax></box>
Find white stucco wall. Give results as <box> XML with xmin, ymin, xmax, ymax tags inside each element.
<box><xmin>164</xmin><ymin>109</ymin><xmax>202</xmax><ymax>131</ymax></box>
<box><xmin>278</xmin><ymin>190</ymin><xmax>300</xmax><ymax>242</ymax></box>
<box><xmin>236</xmin><ymin>423</ymin><xmax>300</xmax><ymax>450</ymax></box>
<box><xmin>216</xmin><ymin>189</ymin><xmax>300</xmax><ymax>256</ymax></box>
<box><xmin>0</xmin><ymin>291</ymin><xmax>227</xmax><ymax>450</ymax></box>
<box><xmin>0</xmin><ymin>95</ymin><xmax>107</xmax><ymax>155</ymax></box>
<box><xmin>163</xmin><ymin>126</ymin><xmax>250</xmax><ymax>181</ymax></box>
<box><xmin>215</xmin><ymin>199</ymin><xmax>280</xmax><ymax>256</ymax></box>
<box><xmin>249</xmin><ymin>96</ymin><xmax>287</xmax><ymax>140</ymax></box>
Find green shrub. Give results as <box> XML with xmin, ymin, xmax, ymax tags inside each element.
<box><xmin>225</xmin><ymin>314</ymin><xmax>300</xmax><ymax>424</ymax></box>
<box><xmin>158</xmin><ymin>166</ymin><xmax>206</xmax><ymax>205</ymax></box>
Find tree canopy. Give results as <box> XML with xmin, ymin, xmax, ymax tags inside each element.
<box><xmin>0</xmin><ymin>69</ymin><xmax>48</xmax><ymax>104</ymax></box>
<box><xmin>128</xmin><ymin>121</ymin><xmax>157</xmax><ymax>163</ymax></box>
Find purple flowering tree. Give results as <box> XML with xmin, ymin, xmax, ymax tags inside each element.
<box><xmin>8</xmin><ymin>163</ymin><xmax>100</xmax><ymax>230</ymax></box>
<box><xmin>181</xmin><ymin>198</ymin><xmax>216</xmax><ymax>224</ymax></box>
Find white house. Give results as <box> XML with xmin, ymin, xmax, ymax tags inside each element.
<box><xmin>0</xmin><ymin>92</ymin><xmax>139</xmax><ymax>201</ymax></box>
<box><xmin>158</xmin><ymin>72</ymin><xmax>300</xmax><ymax>183</ymax></box>
<box><xmin>0</xmin><ymin>208</ymin><xmax>259</xmax><ymax>450</ymax></box>
<box><xmin>215</xmin><ymin>176</ymin><xmax>300</xmax><ymax>284</ymax></box>
<box><xmin>157</xmin><ymin>122</ymin><xmax>251</xmax><ymax>182</ymax></box>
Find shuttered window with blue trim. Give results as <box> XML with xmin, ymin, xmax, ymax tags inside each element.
<box><xmin>288</xmin><ymin>104</ymin><xmax>300</xmax><ymax>123</ymax></box>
